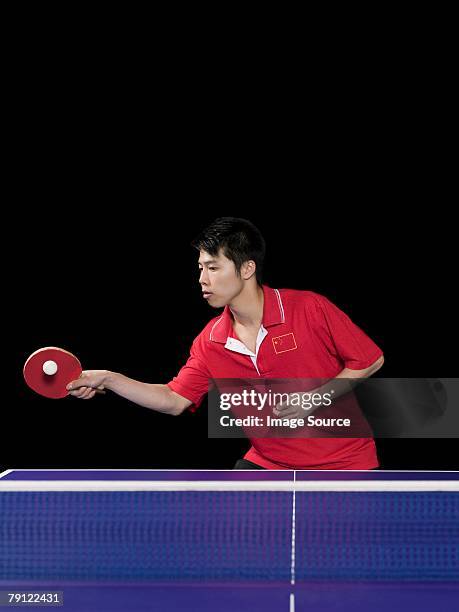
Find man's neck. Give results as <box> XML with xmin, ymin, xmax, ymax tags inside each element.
<box><xmin>229</xmin><ymin>284</ymin><xmax>264</xmax><ymax>328</ymax></box>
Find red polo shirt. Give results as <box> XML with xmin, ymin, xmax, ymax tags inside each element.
<box><xmin>167</xmin><ymin>286</ymin><xmax>383</xmax><ymax>469</ymax></box>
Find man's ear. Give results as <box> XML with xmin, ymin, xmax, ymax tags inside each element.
<box><xmin>241</xmin><ymin>260</ymin><xmax>257</xmax><ymax>280</ymax></box>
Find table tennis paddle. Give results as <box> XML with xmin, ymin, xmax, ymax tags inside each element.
<box><xmin>23</xmin><ymin>347</ymin><xmax>104</xmax><ymax>399</ymax></box>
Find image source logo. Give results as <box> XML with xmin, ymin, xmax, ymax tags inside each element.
<box><xmin>272</xmin><ymin>333</ymin><xmax>297</xmax><ymax>354</ymax></box>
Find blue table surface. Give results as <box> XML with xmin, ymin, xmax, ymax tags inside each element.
<box><xmin>1</xmin><ymin>470</ymin><xmax>458</xmax><ymax>611</ymax></box>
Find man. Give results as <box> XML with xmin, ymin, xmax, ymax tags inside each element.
<box><xmin>67</xmin><ymin>217</ymin><xmax>384</xmax><ymax>469</ymax></box>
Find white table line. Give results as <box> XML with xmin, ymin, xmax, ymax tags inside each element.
<box><xmin>290</xmin><ymin>470</ymin><xmax>296</xmax><ymax>586</ymax></box>
<box><xmin>1</xmin><ymin>480</ymin><xmax>458</xmax><ymax>491</ymax></box>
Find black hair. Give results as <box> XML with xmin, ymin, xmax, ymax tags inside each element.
<box><xmin>191</xmin><ymin>217</ymin><xmax>266</xmax><ymax>285</ymax></box>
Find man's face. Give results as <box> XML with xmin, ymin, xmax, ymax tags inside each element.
<box><xmin>198</xmin><ymin>249</ymin><xmax>244</xmax><ymax>308</ymax></box>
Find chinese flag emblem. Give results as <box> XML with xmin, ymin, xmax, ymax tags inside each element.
<box><xmin>272</xmin><ymin>333</ymin><xmax>297</xmax><ymax>354</ymax></box>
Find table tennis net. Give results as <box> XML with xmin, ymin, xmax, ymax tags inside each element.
<box><xmin>1</xmin><ymin>490</ymin><xmax>458</xmax><ymax>581</ymax></box>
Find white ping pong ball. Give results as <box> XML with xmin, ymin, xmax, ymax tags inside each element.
<box><xmin>43</xmin><ymin>360</ymin><xmax>58</xmax><ymax>376</ymax></box>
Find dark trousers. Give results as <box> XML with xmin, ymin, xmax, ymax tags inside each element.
<box><xmin>233</xmin><ymin>459</ymin><xmax>264</xmax><ymax>470</ymax></box>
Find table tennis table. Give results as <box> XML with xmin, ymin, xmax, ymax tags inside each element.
<box><xmin>1</xmin><ymin>469</ymin><xmax>458</xmax><ymax>611</ymax></box>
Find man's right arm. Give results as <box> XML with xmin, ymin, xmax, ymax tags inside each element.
<box><xmin>67</xmin><ymin>370</ymin><xmax>192</xmax><ymax>416</ymax></box>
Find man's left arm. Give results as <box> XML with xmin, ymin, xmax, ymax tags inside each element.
<box><xmin>273</xmin><ymin>354</ymin><xmax>384</xmax><ymax>418</ymax></box>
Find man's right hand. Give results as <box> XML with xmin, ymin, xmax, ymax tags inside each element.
<box><xmin>67</xmin><ymin>370</ymin><xmax>109</xmax><ymax>399</ymax></box>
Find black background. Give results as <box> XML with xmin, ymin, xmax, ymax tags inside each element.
<box><xmin>4</xmin><ymin>37</ymin><xmax>456</xmax><ymax>472</ymax></box>
<box><xmin>7</xmin><ymin>201</ymin><xmax>456</xmax><ymax>471</ymax></box>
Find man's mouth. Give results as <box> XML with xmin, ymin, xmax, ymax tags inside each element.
<box><xmin>202</xmin><ymin>291</ymin><xmax>213</xmax><ymax>299</ymax></box>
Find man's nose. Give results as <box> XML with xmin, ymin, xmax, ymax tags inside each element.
<box><xmin>199</xmin><ymin>269</ymin><xmax>209</xmax><ymax>285</ymax></box>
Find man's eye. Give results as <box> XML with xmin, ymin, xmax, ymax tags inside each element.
<box><xmin>209</xmin><ymin>267</ymin><xmax>217</xmax><ymax>271</ymax></box>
